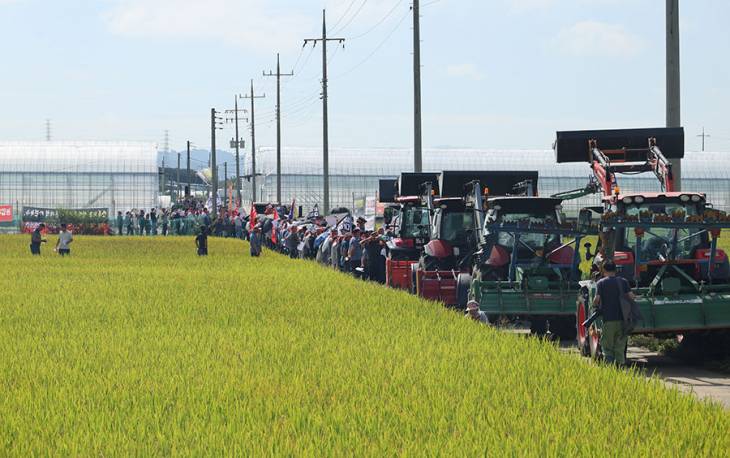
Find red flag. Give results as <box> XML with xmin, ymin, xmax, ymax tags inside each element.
<box><xmin>249</xmin><ymin>204</ymin><xmax>257</xmax><ymax>230</ymax></box>
<box><xmin>271</xmin><ymin>209</ymin><xmax>279</xmax><ymax>244</ymax></box>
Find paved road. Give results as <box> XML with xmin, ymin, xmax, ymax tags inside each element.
<box><xmin>627</xmin><ymin>346</ymin><xmax>730</xmax><ymax>408</ymax></box>
<box><xmin>509</xmin><ymin>328</ymin><xmax>730</xmax><ymax>408</ymax></box>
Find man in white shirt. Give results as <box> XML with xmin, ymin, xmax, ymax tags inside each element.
<box><xmin>56</xmin><ymin>223</ymin><xmax>73</xmax><ymax>256</ymax></box>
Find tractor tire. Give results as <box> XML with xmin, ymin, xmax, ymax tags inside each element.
<box><xmin>576</xmin><ymin>299</ymin><xmax>590</xmax><ymax>357</ymax></box>
<box><xmin>550</xmin><ymin>316</ymin><xmax>577</xmax><ymax>341</ymax></box>
<box><xmin>589</xmin><ymin>326</ymin><xmax>602</xmax><ymax>360</ymax></box>
<box><xmin>530</xmin><ymin>317</ymin><xmax>548</xmax><ymax>336</ymax></box>
<box><xmin>456</xmin><ymin>273</ymin><xmax>472</xmax><ymax>311</ymax></box>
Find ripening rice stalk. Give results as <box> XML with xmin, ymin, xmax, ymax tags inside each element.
<box><xmin>0</xmin><ymin>235</ymin><xmax>727</xmax><ymax>456</ymax></box>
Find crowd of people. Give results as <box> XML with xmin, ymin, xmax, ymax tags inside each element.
<box><xmin>247</xmin><ymin>206</ymin><xmax>390</xmax><ymax>283</ymax></box>
<box><xmin>115</xmin><ymin>206</ymin><xmax>251</xmax><ymax>238</ymax></box>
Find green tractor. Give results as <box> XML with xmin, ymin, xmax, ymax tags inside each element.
<box><xmin>555</xmin><ymin>127</ymin><xmax>730</xmax><ymax>358</ymax></box>
<box><xmin>466</xmin><ymin>185</ymin><xmax>595</xmax><ymax>338</ymax></box>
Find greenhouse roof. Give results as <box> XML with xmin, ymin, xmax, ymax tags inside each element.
<box><xmin>249</xmin><ymin>147</ymin><xmax>729</xmax><ymax>179</ymax></box>
<box><xmin>0</xmin><ymin>142</ymin><xmax>158</xmax><ymax>174</ymax></box>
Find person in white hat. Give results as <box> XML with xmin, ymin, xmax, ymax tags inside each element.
<box><xmin>465</xmin><ymin>300</ymin><xmax>489</xmax><ymax>324</ymax></box>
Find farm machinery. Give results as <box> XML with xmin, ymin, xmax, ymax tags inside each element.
<box><xmin>461</xmin><ymin>172</ymin><xmax>597</xmax><ymax>337</ymax></box>
<box><xmin>381</xmin><ymin>173</ymin><xmax>439</xmax><ymax>290</ymax></box>
<box><xmin>414</xmin><ymin>171</ymin><xmax>538</xmax><ymax>308</ymax></box>
<box><xmin>555</xmin><ymin>127</ymin><xmax>730</xmax><ymax>357</ymax></box>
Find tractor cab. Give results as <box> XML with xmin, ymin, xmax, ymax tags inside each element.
<box><xmin>585</xmin><ymin>192</ymin><xmax>730</xmax><ymax>286</ymax></box>
<box><xmin>480</xmin><ymin>197</ymin><xmax>575</xmax><ymax>281</ymax></box>
<box><xmin>424</xmin><ymin>197</ymin><xmax>476</xmax><ymax>269</ymax></box>
<box><xmin>382</xmin><ymin>173</ymin><xmax>439</xmax><ymax>290</ymax></box>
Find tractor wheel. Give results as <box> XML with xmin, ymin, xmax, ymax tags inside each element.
<box><xmin>589</xmin><ymin>325</ymin><xmax>602</xmax><ymax>360</ymax></box>
<box><xmin>576</xmin><ymin>300</ymin><xmax>590</xmax><ymax>357</ymax></box>
<box><xmin>550</xmin><ymin>316</ymin><xmax>577</xmax><ymax>341</ymax></box>
<box><xmin>530</xmin><ymin>317</ymin><xmax>548</xmax><ymax>336</ymax></box>
<box><xmin>456</xmin><ymin>273</ymin><xmax>472</xmax><ymax>311</ymax></box>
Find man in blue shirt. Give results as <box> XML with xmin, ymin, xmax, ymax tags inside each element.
<box><xmin>593</xmin><ymin>261</ymin><xmax>634</xmax><ymax>365</ymax></box>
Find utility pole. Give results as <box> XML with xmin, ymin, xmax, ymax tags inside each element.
<box><xmin>413</xmin><ymin>0</ymin><xmax>423</xmax><ymax>173</ymax></box>
<box><xmin>225</xmin><ymin>98</ymin><xmax>247</xmax><ymax>208</ymax></box>
<box><xmin>186</xmin><ymin>140</ymin><xmax>191</xmax><ymax>197</ymax></box>
<box><xmin>264</xmin><ymin>53</ymin><xmax>294</xmax><ymax>204</ymax></box>
<box><xmin>304</xmin><ymin>9</ymin><xmax>345</xmax><ymax>214</ymax></box>
<box><xmin>224</xmin><ymin>161</ymin><xmax>228</xmax><ymax>209</ymax></box>
<box><xmin>176</xmin><ymin>151</ymin><xmax>181</xmax><ymax>201</ymax></box>
<box><xmin>666</xmin><ymin>0</ymin><xmax>681</xmax><ymax>190</ymax></box>
<box><xmin>211</xmin><ymin>108</ymin><xmax>224</xmax><ymax>220</ymax></box>
<box><xmin>697</xmin><ymin>127</ymin><xmax>710</xmax><ymax>152</ymax></box>
<box><xmin>241</xmin><ymin>80</ymin><xmax>265</xmax><ymax>203</ymax></box>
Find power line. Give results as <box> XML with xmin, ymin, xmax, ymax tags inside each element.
<box><xmin>332</xmin><ymin>0</ymin><xmax>369</xmax><ymax>34</ymax></box>
<box><xmin>348</xmin><ymin>0</ymin><xmax>403</xmax><ymax>40</ymax></box>
<box><xmin>330</xmin><ymin>0</ymin><xmax>359</xmax><ymax>31</ymax></box>
<box><xmin>331</xmin><ymin>9</ymin><xmax>409</xmax><ymax>79</ymax></box>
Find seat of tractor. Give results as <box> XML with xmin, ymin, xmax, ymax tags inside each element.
<box><xmin>515</xmin><ymin>265</ymin><xmax>563</xmax><ymax>288</ymax></box>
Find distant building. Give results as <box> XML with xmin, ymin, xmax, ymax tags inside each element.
<box><xmin>0</xmin><ymin>142</ymin><xmax>158</xmax><ymax>226</ymax></box>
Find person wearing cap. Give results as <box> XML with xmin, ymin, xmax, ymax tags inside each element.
<box><xmin>250</xmin><ymin>226</ymin><xmax>262</xmax><ymax>257</ymax></box>
<box><xmin>195</xmin><ymin>225</ymin><xmax>209</xmax><ymax>256</ymax></box>
<box><xmin>30</xmin><ymin>223</ymin><xmax>47</xmax><ymax>255</ymax></box>
<box><xmin>465</xmin><ymin>300</ymin><xmax>489</xmax><ymax>324</ymax></box>
<box><xmin>593</xmin><ymin>261</ymin><xmax>634</xmax><ymax>365</ymax></box>
<box><xmin>356</xmin><ymin>216</ymin><xmax>367</xmax><ymax>232</ymax></box>
<box><xmin>348</xmin><ymin>228</ymin><xmax>363</xmax><ymax>275</ymax></box>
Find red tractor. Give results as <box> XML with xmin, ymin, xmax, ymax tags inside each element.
<box><xmin>382</xmin><ymin>173</ymin><xmax>439</xmax><ymax>290</ymax></box>
<box><xmin>413</xmin><ymin>171</ymin><xmax>539</xmax><ymax>309</ymax></box>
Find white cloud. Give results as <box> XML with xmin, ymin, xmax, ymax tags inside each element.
<box><xmin>446</xmin><ymin>64</ymin><xmax>484</xmax><ymax>81</ymax></box>
<box><xmin>553</xmin><ymin>20</ymin><xmax>644</xmax><ymax>57</ymax></box>
<box><xmin>103</xmin><ymin>0</ymin><xmax>310</xmax><ymax>51</ymax></box>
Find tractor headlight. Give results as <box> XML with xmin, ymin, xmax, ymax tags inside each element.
<box><xmin>622</xmin><ymin>197</ymin><xmax>633</xmax><ymax>204</ymax></box>
<box><xmin>691</xmin><ymin>195</ymin><xmax>701</xmax><ymax>202</ymax></box>
<box><xmin>680</xmin><ymin>194</ymin><xmax>690</xmax><ymax>202</ymax></box>
<box><xmin>633</xmin><ymin>196</ymin><xmax>644</xmax><ymax>204</ymax></box>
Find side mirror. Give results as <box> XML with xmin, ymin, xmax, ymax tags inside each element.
<box><xmin>584</xmin><ymin>242</ymin><xmax>594</xmax><ymax>261</ymax></box>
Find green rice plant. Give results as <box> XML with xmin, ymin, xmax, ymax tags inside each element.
<box><xmin>0</xmin><ymin>235</ymin><xmax>728</xmax><ymax>456</ymax></box>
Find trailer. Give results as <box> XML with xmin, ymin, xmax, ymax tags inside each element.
<box><xmin>556</xmin><ymin>127</ymin><xmax>730</xmax><ymax>357</ymax></box>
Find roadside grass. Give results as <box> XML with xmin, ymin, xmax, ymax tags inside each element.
<box><xmin>0</xmin><ymin>235</ymin><xmax>728</xmax><ymax>455</ymax></box>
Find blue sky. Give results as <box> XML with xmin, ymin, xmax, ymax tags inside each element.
<box><xmin>1</xmin><ymin>0</ymin><xmax>728</xmax><ymax>152</ymax></box>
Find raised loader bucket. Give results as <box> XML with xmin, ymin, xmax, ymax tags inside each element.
<box><xmin>555</xmin><ymin>127</ymin><xmax>685</xmax><ymax>163</ymax></box>
<box><xmin>378</xmin><ymin>179</ymin><xmax>398</xmax><ymax>203</ymax></box>
<box><xmin>438</xmin><ymin>171</ymin><xmax>539</xmax><ymax>198</ymax></box>
<box><xmin>398</xmin><ymin>172</ymin><xmax>440</xmax><ymax>197</ymax></box>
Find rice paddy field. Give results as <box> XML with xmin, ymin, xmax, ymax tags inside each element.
<box><xmin>1</xmin><ymin>234</ymin><xmax>729</xmax><ymax>456</ymax></box>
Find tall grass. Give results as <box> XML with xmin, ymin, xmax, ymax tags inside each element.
<box><xmin>0</xmin><ymin>235</ymin><xmax>728</xmax><ymax>455</ymax></box>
